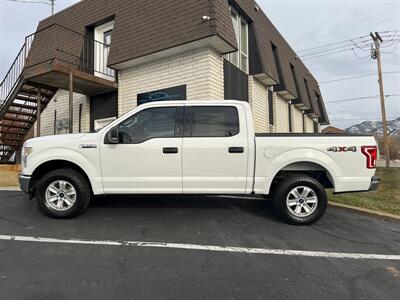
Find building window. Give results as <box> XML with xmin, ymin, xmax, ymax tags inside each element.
<box><xmin>302</xmin><ymin>113</ymin><xmax>306</xmax><ymax>133</ymax></box>
<box><xmin>225</xmin><ymin>7</ymin><xmax>248</xmax><ymax>73</ymax></box>
<box><xmin>288</xmin><ymin>102</ymin><xmax>293</xmax><ymax>133</ymax></box>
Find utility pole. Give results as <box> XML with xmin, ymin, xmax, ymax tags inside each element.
<box><xmin>370</xmin><ymin>32</ymin><xmax>390</xmax><ymax>168</ymax></box>
<box><xmin>50</xmin><ymin>0</ymin><xmax>55</xmax><ymax>15</ymax></box>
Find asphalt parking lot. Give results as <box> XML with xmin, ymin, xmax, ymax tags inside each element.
<box><xmin>0</xmin><ymin>191</ymin><xmax>399</xmax><ymax>299</ymax></box>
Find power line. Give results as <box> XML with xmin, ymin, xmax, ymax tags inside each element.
<box><xmin>324</xmin><ymin>94</ymin><xmax>400</xmax><ymax>104</ymax></box>
<box><xmin>298</xmin><ymin>34</ymin><xmax>395</xmax><ymax>54</ymax></box>
<box><xmin>319</xmin><ymin>71</ymin><xmax>400</xmax><ymax>84</ymax></box>
<box><xmin>297</xmin><ymin>35</ymin><xmax>370</xmax><ymax>53</ymax></box>
<box><xmin>330</xmin><ymin>116</ymin><xmax>399</xmax><ymax>122</ymax></box>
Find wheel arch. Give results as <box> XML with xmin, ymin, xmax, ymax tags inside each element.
<box><xmin>268</xmin><ymin>161</ymin><xmax>336</xmax><ymax>195</ymax></box>
<box><xmin>30</xmin><ymin>160</ymin><xmax>93</xmax><ymax>194</ymax></box>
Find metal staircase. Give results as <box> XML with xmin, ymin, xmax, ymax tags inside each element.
<box><xmin>0</xmin><ymin>83</ymin><xmax>57</xmax><ymax>163</ymax></box>
<box><xmin>0</xmin><ymin>24</ymin><xmax>117</xmax><ymax>163</ymax></box>
<box><xmin>0</xmin><ymin>33</ymin><xmax>55</xmax><ymax>163</ymax></box>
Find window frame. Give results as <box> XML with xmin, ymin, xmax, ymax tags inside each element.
<box><xmin>113</xmin><ymin>106</ymin><xmax>183</xmax><ymax>144</ymax></box>
<box><xmin>225</xmin><ymin>7</ymin><xmax>249</xmax><ymax>74</ymax></box>
<box><xmin>183</xmin><ymin>105</ymin><xmax>240</xmax><ymax>138</ymax></box>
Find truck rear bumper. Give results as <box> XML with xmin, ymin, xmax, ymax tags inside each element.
<box><xmin>369</xmin><ymin>176</ymin><xmax>380</xmax><ymax>191</ymax></box>
<box><xmin>19</xmin><ymin>174</ymin><xmax>31</xmax><ymax>193</ymax></box>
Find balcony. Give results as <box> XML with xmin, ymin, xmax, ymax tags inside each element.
<box><xmin>0</xmin><ymin>23</ymin><xmax>117</xmax><ymax>163</ymax></box>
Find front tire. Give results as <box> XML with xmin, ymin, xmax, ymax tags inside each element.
<box><xmin>273</xmin><ymin>175</ymin><xmax>327</xmax><ymax>225</ymax></box>
<box><xmin>35</xmin><ymin>168</ymin><xmax>91</xmax><ymax>219</ymax></box>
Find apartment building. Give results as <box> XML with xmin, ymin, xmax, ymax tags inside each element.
<box><xmin>0</xmin><ymin>0</ymin><xmax>329</xmax><ymax>162</ymax></box>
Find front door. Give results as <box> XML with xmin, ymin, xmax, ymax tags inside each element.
<box><xmin>182</xmin><ymin>105</ymin><xmax>249</xmax><ymax>194</ymax></box>
<box><xmin>100</xmin><ymin>105</ymin><xmax>183</xmax><ymax>193</ymax></box>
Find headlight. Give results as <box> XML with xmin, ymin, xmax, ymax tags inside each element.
<box><xmin>23</xmin><ymin>147</ymin><xmax>33</xmax><ymax>157</ymax></box>
<box><xmin>22</xmin><ymin>147</ymin><xmax>33</xmax><ymax>168</ymax></box>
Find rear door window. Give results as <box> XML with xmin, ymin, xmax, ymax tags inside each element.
<box><xmin>184</xmin><ymin>106</ymin><xmax>239</xmax><ymax>137</ymax></box>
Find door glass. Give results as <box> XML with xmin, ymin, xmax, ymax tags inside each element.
<box><xmin>187</xmin><ymin>106</ymin><xmax>239</xmax><ymax>137</ymax></box>
<box><xmin>119</xmin><ymin>107</ymin><xmax>177</xmax><ymax>144</ymax></box>
<box><xmin>103</xmin><ymin>30</ymin><xmax>112</xmax><ymax>46</ymax></box>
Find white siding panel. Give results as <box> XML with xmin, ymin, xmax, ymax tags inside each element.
<box><xmin>292</xmin><ymin>106</ymin><xmax>304</xmax><ymax>133</ymax></box>
<box><xmin>248</xmin><ymin>76</ymin><xmax>269</xmax><ymax>133</ymax></box>
<box><xmin>305</xmin><ymin>115</ymin><xmax>315</xmax><ymax>133</ymax></box>
<box><xmin>274</xmin><ymin>93</ymin><xmax>289</xmax><ymax>133</ymax></box>
<box><xmin>118</xmin><ymin>48</ymin><xmax>224</xmax><ymax>115</ymax></box>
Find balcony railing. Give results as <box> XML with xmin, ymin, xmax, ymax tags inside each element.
<box><xmin>0</xmin><ymin>23</ymin><xmax>116</xmax><ymax>111</ymax></box>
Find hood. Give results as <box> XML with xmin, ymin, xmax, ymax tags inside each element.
<box><xmin>24</xmin><ymin>133</ymin><xmax>88</xmax><ymax>146</ymax></box>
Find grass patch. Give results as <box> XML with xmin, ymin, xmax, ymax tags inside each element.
<box><xmin>328</xmin><ymin>168</ymin><xmax>400</xmax><ymax>215</ymax></box>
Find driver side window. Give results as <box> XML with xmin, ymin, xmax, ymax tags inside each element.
<box><xmin>119</xmin><ymin>107</ymin><xmax>177</xmax><ymax>144</ymax></box>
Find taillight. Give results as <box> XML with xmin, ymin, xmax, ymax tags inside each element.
<box><xmin>361</xmin><ymin>146</ymin><xmax>377</xmax><ymax>169</ymax></box>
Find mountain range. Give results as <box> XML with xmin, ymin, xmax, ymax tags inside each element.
<box><xmin>345</xmin><ymin>117</ymin><xmax>400</xmax><ymax>136</ymax></box>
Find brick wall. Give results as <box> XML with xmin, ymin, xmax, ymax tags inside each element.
<box><xmin>305</xmin><ymin>115</ymin><xmax>315</xmax><ymax>133</ymax></box>
<box><xmin>273</xmin><ymin>93</ymin><xmax>289</xmax><ymax>133</ymax></box>
<box><xmin>248</xmin><ymin>76</ymin><xmax>270</xmax><ymax>133</ymax></box>
<box><xmin>35</xmin><ymin>90</ymin><xmax>90</xmax><ymax>136</ymax></box>
<box><xmin>118</xmin><ymin>47</ymin><xmax>224</xmax><ymax>115</ymax></box>
<box><xmin>292</xmin><ymin>105</ymin><xmax>304</xmax><ymax>133</ymax></box>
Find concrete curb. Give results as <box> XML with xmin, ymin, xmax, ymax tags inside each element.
<box><xmin>329</xmin><ymin>201</ymin><xmax>400</xmax><ymax>223</ymax></box>
<box><xmin>0</xmin><ymin>186</ymin><xmax>21</xmax><ymax>191</ymax></box>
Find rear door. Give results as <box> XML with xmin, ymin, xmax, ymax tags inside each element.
<box><xmin>182</xmin><ymin>104</ymin><xmax>249</xmax><ymax>193</ymax></box>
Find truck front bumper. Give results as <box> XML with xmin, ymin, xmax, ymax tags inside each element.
<box><xmin>19</xmin><ymin>174</ymin><xmax>31</xmax><ymax>193</ymax></box>
<box><xmin>369</xmin><ymin>176</ymin><xmax>380</xmax><ymax>191</ymax></box>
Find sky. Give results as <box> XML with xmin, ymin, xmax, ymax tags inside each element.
<box><xmin>1</xmin><ymin>0</ymin><xmax>399</xmax><ymax>129</ymax></box>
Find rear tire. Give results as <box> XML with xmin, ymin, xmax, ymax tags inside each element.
<box><xmin>35</xmin><ymin>168</ymin><xmax>91</xmax><ymax>219</ymax></box>
<box><xmin>273</xmin><ymin>175</ymin><xmax>327</xmax><ymax>225</ymax></box>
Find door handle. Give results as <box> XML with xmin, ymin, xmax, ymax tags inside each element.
<box><xmin>163</xmin><ymin>147</ymin><xmax>178</xmax><ymax>154</ymax></box>
<box><xmin>229</xmin><ymin>147</ymin><xmax>244</xmax><ymax>153</ymax></box>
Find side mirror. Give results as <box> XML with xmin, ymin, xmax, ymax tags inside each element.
<box><xmin>106</xmin><ymin>126</ymin><xmax>120</xmax><ymax>144</ymax></box>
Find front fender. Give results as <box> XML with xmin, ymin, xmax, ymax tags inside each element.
<box><xmin>25</xmin><ymin>148</ymin><xmax>103</xmax><ymax>195</ymax></box>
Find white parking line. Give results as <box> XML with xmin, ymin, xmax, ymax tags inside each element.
<box><xmin>0</xmin><ymin>234</ymin><xmax>399</xmax><ymax>260</ymax></box>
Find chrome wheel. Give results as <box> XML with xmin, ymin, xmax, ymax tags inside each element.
<box><xmin>286</xmin><ymin>186</ymin><xmax>318</xmax><ymax>218</ymax></box>
<box><xmin>45</xmin><ymin>180</ymin><xmax>77</xmax><ymax>211</ymax></box>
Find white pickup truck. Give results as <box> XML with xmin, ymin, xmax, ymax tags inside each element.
<box><xmin>19</xmin><ymin>100</ymin><xmax>379</xmax><ymax>224</ymax></box>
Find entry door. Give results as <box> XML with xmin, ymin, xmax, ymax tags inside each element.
<box><xmin>182</xmin><ymin>105</ymin><xmax>249</xmax><ymax>194</ymax></box>
<box><xmin>100</xmin><ymin>106</ymin><xmax>183</xmax><ymax>193</ymax></box>
<box><xmin>94</xmin><ymin>21</ymin><xmax>115</xmax><ymax>80</ymax></box>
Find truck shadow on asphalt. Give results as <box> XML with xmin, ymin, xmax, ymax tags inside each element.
<box><xmin>90</xmin><ymin>194</ymin><xmax>283</xmax><ymax>223</ymax></box>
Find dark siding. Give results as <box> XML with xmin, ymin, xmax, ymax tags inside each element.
<box><xmin>34</xmin><ymin>0</ymin><xmax>237</xmax><ymax>68</ymax></box>
<box><xmin>224</xmin><ymin>60</ymin><xmax>248</xmax><ymax>101</ymax></box>
<box><xmin>268</xmin><ymin>89</ymin><xmax>274</xmax><ymax>126</ymax></box>
<box><xmin>271</xmin><ymin>43</ymin><xmax>285</xmax><ymax>91</ymax></box>
<box><xmin>313</xmin><ymin>121</ymin><xmax>319</xmax><ymax>133</ymax></box>
<box><xmin>90</xmin><ymin>91</ymin><xmax>118</xmax><ymax>132</ymax></box>
<box><xmin>248</xmin><ymin>22</ymin><xmax>263</xmax><ymax>75</ymax></box>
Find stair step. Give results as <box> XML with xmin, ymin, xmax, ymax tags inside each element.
<box><xmin>15</xmin><ymin>95</ymin><xmax>38</xmax><ymax>103</ymax></box>
<box><xmin>19</xmin><ymin>89</ymin><xmax>54</xmax><ymax>99</ymax></box>
<box><xmin>0</xmin><ymin>130</ymin><xmax>26</xmax><ymax>135</ymax></box>
<box><xmin>0</xmin><ymin>136</ymin><xmax>21</xmax><ymax>141</ymax></box>
<box><xmin>7</xmin><ymin>110</ymin><xmax>37</xmax><ymax>117</ymax></box>
<box><xmin>1</xmin><ymin>116</ymin><xmax>35</xmax><ymax>123</ymax></box>
<box><xmin>11</xmin><ymin>103</ymin><xmax>37</xmax><ymax>110</ymax></box>
<box><xmin>0</xmin><ymin>123</ymin><xmax>31</xmax><ymax>129</ymax></box>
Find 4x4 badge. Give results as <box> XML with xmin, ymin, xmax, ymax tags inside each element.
<box><xmin>327</xmin><ymin>146</ymin><xmax>357</xmax><ymax>152</ymax></box>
